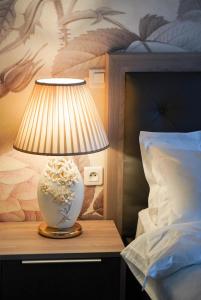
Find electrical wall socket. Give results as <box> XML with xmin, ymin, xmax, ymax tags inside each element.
<box><xmin>84</xmin><ymin>166</ymin><xmax>103</xmax><ymax>186</ymax></box>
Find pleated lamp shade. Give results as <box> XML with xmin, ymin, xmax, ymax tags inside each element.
<box><xmin>14</xmin><ymin>78</ymin><xmax>109</xmax><ymax>155</ymax></box>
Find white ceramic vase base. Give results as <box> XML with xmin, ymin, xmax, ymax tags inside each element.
<box><xmin>38</xmin><ymin>222</ymin><xmax>82</xmax><ymax>239</ymax></box>
<box><xmin>37</xmin><ymin>158</ymin><xmax>84</xmax><ymax>238</ymax></box>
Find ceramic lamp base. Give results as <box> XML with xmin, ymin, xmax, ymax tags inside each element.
<box><xmin>38</xmin><ymin>222</ymin><xmax>82</xmax><ymax>239</ymax></box>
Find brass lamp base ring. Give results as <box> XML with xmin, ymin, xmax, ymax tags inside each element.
<box><xmin>38</xmin><ymin>222</ymin><xmax>82</xmax><ymax>239</ymax></box>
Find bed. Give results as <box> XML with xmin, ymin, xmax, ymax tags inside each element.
<box><xmin>105</xmin><ymin>52</ymin><xmax>201</xmax><ymax>300</ymax></box>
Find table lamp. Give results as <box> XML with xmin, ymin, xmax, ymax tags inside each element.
<box><xmin>13</xmin><ymin>78</ymin><xmax>109</xmax><ymax>239</ymax></box>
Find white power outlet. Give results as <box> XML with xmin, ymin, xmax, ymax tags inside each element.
<box><xmin>84</xmin><ymin>166</ymin><xmax>103</xmax><ymax>186</ymax></box>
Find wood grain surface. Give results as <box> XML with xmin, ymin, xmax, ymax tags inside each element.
<box><xmin>0</xmin><ymin>220</ymin><xmax>124</xmax><ymax>259</ymax></box>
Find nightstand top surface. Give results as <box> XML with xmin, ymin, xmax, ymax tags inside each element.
<box><xmin>0</xmin><ymin>220</ymin><xmax>124</xmax><ymax>260</ymax></box>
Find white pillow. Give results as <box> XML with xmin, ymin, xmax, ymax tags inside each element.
<box><xmin>139</xmin><ymin>131</ymin><xmax>201</xmax><ymax>227</ymax></box>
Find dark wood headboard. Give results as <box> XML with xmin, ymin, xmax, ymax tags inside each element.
<box><xmin>105</xmin><ymin>53</ymin><xmax>201</xmax><ymax>238</ymax></box>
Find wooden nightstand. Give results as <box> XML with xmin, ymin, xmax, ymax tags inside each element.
<box><xmin>0</xmin><ymin>220</ymin><xmax>125</xmax><ymax>300</ymax></box>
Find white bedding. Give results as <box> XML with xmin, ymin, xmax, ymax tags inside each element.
<box><xmin>139</xmin><ymin>130</ymin><xmax>201</xmax><ymax>228</ymax></box>
<box><xmin>122</xmin><ymin>209</ymin><xmax>201</xmax><ymax>300</ymax></box>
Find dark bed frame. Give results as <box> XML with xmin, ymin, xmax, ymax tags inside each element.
<box><xmin>105</xmin><ymin>52</ymin><xmax>201</xmax><ymax>239</ymax></box>
<box><xmin>105</xmin><ymin>53</ymin><xmax>201</xmax><ymax>300</ymax></box>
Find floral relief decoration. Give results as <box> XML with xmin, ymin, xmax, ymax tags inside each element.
<box><xmin>40</xmin><ymin>158</ymin><xmax>78</xmax><ymax>205</ymax></box>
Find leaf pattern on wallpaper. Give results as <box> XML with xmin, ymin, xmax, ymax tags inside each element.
<box><xmin>0</xmin><ymin>168</ymin><xmax>35</xmax><ymax>185</ymax></box>
<box><xmin>0</xmin><ymin>0</ymin><xmax>48</xmax><ymax>55</ymax></box>
<box><xmin>148</xmin><ymin>19</ymin><xmax>201</xmax><ymax>51</ymax></box>
<box><xmin>0</xmin><ymin>152</ymin><xmax>37</xmax><ymax>221</ymax></box>
<box><xmin>52</xmin><ymin>28</ymin><xmax>138</xmax><ymax>77</ymax></box>
<box><xmin>0</xmin><ymin>45</ymin><xmax>45</xmax><ymax>98</ymax></box>
<box><xmin>73</xmin><ymin>155</ymin><xmax>88</xmax><ymax>176</ymax></box>
<box><xmin>55</xmin><ymin>54</ymin><xmax>105</xmax><ymax>78</ymax></box>
<box><xmin>53</xmin><ymin>0</ymin><xmax>69</xmax><ymax>46</ymax></box>
<box><xmin>61</xmin><ymin>6</ymin><xmax>125</xmax><ymax>28</ymax></box>
<box><xmin>0</xmin><ymin>183</ymin><xmax>14</xmax><ymax>201</ymax></box>
<box><xmin>79</xmin><ymin>187</ymin><xmax>96</xmax><ymax>217</ymax></box>
<box><xmin>180</xmin><ymin>10</ymin><xmax>201</xmax><ymax>22</ymax></box>
<box><xmin>93</xmin><ymin>189</ymin><xmax>103</xmax><ymax>216</ymax></box>
<box><xmin>0</xmin><ymin>0</ymin><xmax>17</xmax><ymax>44</ymax></box>
<box><xmin>139</xmin><ymin>14</ymin><xmax>169</xmax><ymax>40</ymax></box>
<box><xmin>177</xmin><ymin>0</ymin><xmax>201</xmax><ymax>19</ymax></box>
<box><xmin>73</xmin><ymin>155</ymin><xmax>96</xmax><ymax>216</ymax></box>
<box><xmin>80</xmin><ymin>188</ymin><xmax>104</xmax><ymax>219</ymax></box>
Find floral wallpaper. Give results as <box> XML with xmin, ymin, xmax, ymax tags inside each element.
<box><xmin>0</xmin><ymin>0</ymin><xmax>201</xmax><ymax>221</ymax></box>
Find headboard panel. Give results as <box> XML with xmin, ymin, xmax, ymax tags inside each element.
<box><xmin>105</xmin><ymin>53</ymin><xmax>201</xmax><ymax>238</ymax></box>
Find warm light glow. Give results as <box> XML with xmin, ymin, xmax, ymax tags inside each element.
<box><xmin>36</xmin><ymin>78</ymin><xmax>85</xmax><ymax>85</ymax></box>
<box><xmin>14</xmin><ymin>78</ymin><xmax>109</xmax><ymax>156</ymax></box>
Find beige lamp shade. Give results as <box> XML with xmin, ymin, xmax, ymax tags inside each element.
<box><xmin>14</xmin><ymin>78</ymin><xmax>109</xmax><ymax>155</ymax></box>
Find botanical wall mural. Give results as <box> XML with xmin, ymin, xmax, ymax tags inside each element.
<box><xmin>1</xmin><ymin>0</ymin><xmax>201</xmax><ymax>93</ymax></box>
<box><xmin>0</xmin><ymin>0</ymin><xmax>201</xmax><ymax>221</ymax></box>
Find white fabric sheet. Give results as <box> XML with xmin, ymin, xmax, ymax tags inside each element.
<box><xmin>123</xmin><ymin>209</ymin><xmax>201</xmax><ymax>300</ymax></box>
